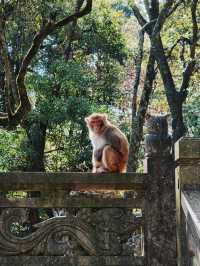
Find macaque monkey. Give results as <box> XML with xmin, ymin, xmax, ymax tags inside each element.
<box><xmin>85</xmin><ymin>113</ymin><xmax>129</xmax><ymax>173</ymax></box>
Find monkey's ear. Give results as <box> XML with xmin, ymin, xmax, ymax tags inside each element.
<box><xmin>84</xmin><ymin>117</ymin><xmax>89</xmax><ymax>124</ymax></box>
<box><xmin>102</xmin><ymin>113</ymin><xmax>108</xmax><ymax>121</ymax></box>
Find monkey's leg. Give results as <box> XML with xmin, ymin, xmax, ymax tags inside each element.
<box><xmin>92</xmin><ymin>161</ymin><xmax>102</xmax><ymax>173</ymax></box>
<box><xmin>92</xmin><ymin>149</ymin><xmax>106</xmax><ymax>173</ymax></box>
<box><xmin>92</xmin><ymin>155</ymin><xmax>103</xmax><ymax>173</ymax></box>
<box><xmin>102</xmin><ymin>146</ymin><xmax>121</xmax><ymax>172</ymax></box>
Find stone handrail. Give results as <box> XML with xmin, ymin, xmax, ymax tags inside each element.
<box><xmin>175</xmin><ymin>137</ymin><xmax>200</xmax><ymax>266</ymax></box>
<box><xmin>0</xmin><ymin>172</ymin><xmax>146</xmax><ymax>191</ymax></box>
<box><xmin>0</xmin><ymin>172</ymin><xmax>145</xmax><ymax>209</ymax></box>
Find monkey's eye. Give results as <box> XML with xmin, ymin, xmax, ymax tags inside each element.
<box><xmin>91</xmin><ymin>120</ymin><xmax>103</xmax><ymax>126</ymax></box>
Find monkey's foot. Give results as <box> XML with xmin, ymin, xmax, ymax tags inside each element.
<box><xmin>95</xmin><ymin>166</ymin><xmax>109</xmax><ymax>173</ymax></box>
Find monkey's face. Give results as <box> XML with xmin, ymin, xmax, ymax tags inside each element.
<box><xmin>85</xmin><ymin>114</ymin><xmax>107</xmax><ymax>134</ymax></box>
<box><xmin>89</xmin><ymin>117</ymin><xmax>105</xmax><ymax>134</ymax></box>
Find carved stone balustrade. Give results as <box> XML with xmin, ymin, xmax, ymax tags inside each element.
<box><xmin>0</xmin><ymin>172</ymin><xmax>145</xmax><ymax>266</ymax></box>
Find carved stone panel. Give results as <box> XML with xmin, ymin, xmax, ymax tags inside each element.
<box><xmin>0</xmin><ymin>207</ymin><xmax>137</xmax><ymax>257</ymax></box>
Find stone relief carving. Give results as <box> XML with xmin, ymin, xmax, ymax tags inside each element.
<box><xmin>0</xmin><ymin>208</ymin><xmax>97</xmax><ymax>256</ymax></box>
<box><xmin>0</xmin><ymin>206</ymin><xmax>136</xmax><ymax>256</ymax></box>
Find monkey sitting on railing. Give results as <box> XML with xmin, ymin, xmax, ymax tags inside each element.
<box><xmin>85</xmin><ymin>113</ymin><xmax>129</xmax><ymax>173</ymax></box>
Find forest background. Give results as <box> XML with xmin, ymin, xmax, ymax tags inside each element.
<box><xmin>0</xmin><ymin>0</ymin><xmax>199</xmax><ymax>173</ymax></box>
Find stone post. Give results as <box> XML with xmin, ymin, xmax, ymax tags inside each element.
<box><xmin>144</xmin><ymin>125</ymin><xmax>176</xmax><ymax>266</ymax></box>
<box><xmin>175</xmin><ymin>137</ymin><xmax>200</xmax><ymax>266</ymax></box>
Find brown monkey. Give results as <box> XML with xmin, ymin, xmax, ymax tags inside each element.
<box><xmin>85</xmin><ymin>113</ymin><xmax>129</xmax><ymax>173</ymax></box>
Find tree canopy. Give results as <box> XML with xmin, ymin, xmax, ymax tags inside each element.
<box><xmin>0</xmin><ymin>0</ymin><xmax>199</xmax><ymax>172</ymax></box>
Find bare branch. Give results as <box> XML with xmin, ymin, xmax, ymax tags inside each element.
<box><xmin>44</xmin><ymin>147</ymin><xmax>64</xmax><ymax>154</ymax></box>
<box><xmin>133</xmin><ymin>1</ymin><xmax>181</xmax><ymax>36</ymax></box>
<box><xmin>130</xmin><ymin>4</ymin><xmax>147</xmax><ymax>27</ymax></box>
<box><xmin>128</xmin><ymin>48</ymin><xmax>156</xmax><ymax>171</ymax></box>
<box><xmin>131</xmin><ymin>30</ymin><xmax>145</xmax><ymax>116</ymax></box>
<box><xmin>153</xmin><ymin>0</ymin><xmax>184</xmax><ymax>35</ymax></box>
<box><xmin>167</xmin><ymin>0</ymin><xmax>184</xmax><ymax>18</ymax></box>
<box><xmin>150</xmin><ymin>35</ymin><xmax>177</xmax><ymax>96</ymax></box>
<box><xmin>144</xmin><ymin>0</ymin><xmax>151</xmax><ymax>19</ymax></box>
<box><xmin>166</xmin><ymin>37</ymin><xmax>191</xmax><ymax>59</ymax></box>
<box><xmin>152</xmin><ymin>0</ymin><xmax>175</xmax><ymax>35</ymax></box>
<box><xmin>148</xmin><ymin>0</ymin><xmax>159</xmax><ymax>20</ymax></box>
<box><xmin>190</xmin><ymin>0</ymin><xmax>198</xmax><ymax>58</ymax></box>
<box><xmin>55</xmin><ymin>0</ymin><xmax>92</xmax><ymax>28</ymax></box>
<box><xmin>180</xmin><ymin>59</ymin><xmax>196</xmax><ymax>97</ymax></box>
<box><xmin>64</xmin><ymin>0</ymin><xmax>85</xmax><ymax>60</ymax></box>
<box><xmin>16</xmin><ymin>21</ymin><xmax>54</xmax><ymax>96</ymax></box>
<box><xmin>141</xmin><ymin>19</ymin><xmax>157</xmax><ymax>33</ymax></box>
<box><xmin>137</xmin><ymin>49</ymin><xmax>156</xmax><ymax>117</ymax></box>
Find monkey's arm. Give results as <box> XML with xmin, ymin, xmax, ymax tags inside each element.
<box><xmin>94</xmin><ymin>149</ymin><xmax>103</xmax><ymax>162</ymax></box>
<box><xmin>105</xmin><ymin>128</ymin><xmax>122</xmax><ymax>154</ymax></box>
<box><xmin>92</xmin><ymin>149</ymin><xmax>103</xmax><ymax>173</ymax></box>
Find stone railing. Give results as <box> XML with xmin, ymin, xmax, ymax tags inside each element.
<box><xmin>0</xmin><ymin>134</ymin><xmax>178</xmax><ymax>266</ymax></box>
<box><xmin>175</xmin><ymin>137</ymin><xmax>200</xmax><ymax>266</ymax></box>
<box><xmin>0</xmin><ymin>172</ymin><xmax>145</xmax><ymax>266</ymax></box>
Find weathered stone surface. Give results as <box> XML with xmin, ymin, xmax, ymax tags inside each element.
<box><xmin>145</xmin><ymin>133</ymin><xmax>171</xmax><ymax>157</ymax></box>
<box><xmin>182</xmin><ymin>190</ymin><xmax>200</xmax><ymax>223</ymax></box>
<box><xmin>176</xmin><ymin>165</ymin><xmax>200</xmax><ymax>188</ymax></box>
<box><xmin>0</xmin><ymin>207</ymin><xmax>139</xmax><ymax>257</ymax></box>
<box><xmin>0</xmin><ymin>256</ymin><xmax>144</xmax><ymax>266</ymax></box>
<box><xmin>144</xmin><ymin>120</ymin><xmax>176</xmax><ymax>266</ymax></box>
<box><xmin>175</xmin><ymin>137</ymin><xmax>200</xmax><ymax>161</ymax></box>
<box><xmin>0</xmin><ymin>208</ymin><xmax>97</xmax><ymax>256</ymax></box>
<box><xmin>0</xmin><ymin>193</ymin><xmax>144</xmax><ymax>208</ymax></box>
<box><xmin>2</xmin><ymin>133</ymin><xmax>189</xmax><ymax>265</ymax></box>
<box><xmin>0</xmin><ymin>171</ymin><xmax>145</xmax><ymax>265</ymax></box>
<box><xmin>181</xmin><ymin>190</ymin><xmax>200</xmax><ymax>266</ymax></box>
<box><xmin>144</xmin><ymin>156</ymin><xmax>176</xmax><ymax>266</ymax></box>
<box><xmin>144</xmin><ymin>114</ymin><xmax>171</xmax><ymax>157</ymax></box>
<box><xmin>175</xmin><ymin>137</ymin><xmax>200</xmax><ymax>266</ymax></box>
<box><xmin>0</xmin><ymin>172</ymin><xmax>145</xmax><ymax>191</ymax></box>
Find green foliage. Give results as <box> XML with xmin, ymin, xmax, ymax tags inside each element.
<box><xmin>79</xmin><ymin>1</ymin><xmax>128</xmax><ymax>64</ymax></box>
<box><xmin>0</xmin><ymin>0</ymin><xmax>129</xmax><ymax>172</ymax></box>
<box><xmin>0</xmin><ymin>128</ymin><xmax>28</xmax><ymax>171</ymax></box>
<box><xmin>1</xmin><ymin>0</ymin><xmax>200</xmax><ymax>173</ymax></box>
<box><xmin>45</xmin><ymin>123</ymin><xmax>91</xmax><ymax>171</ymax></box>
<box><xmin>156</xmin><ymin>2</ymin><xmax>200</xmax><ymax>140</ymax></box>
<box><xmin>184</xmin><ymin>81</ymin><xmax>200</xmax><ymax>137</ymax></box>
<box><xmin>162</xmin><ymin>3</ymin><xmax>200</xmax><ymax>88</ymax></box>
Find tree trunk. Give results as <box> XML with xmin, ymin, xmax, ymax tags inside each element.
<box><xmin>171</xmin><ymin>100</ymin><xmax>186</xmax><ymax>142</ymax></box>
<box><xmin>150</xmin><ymin>35</ymin><xmax>186</xmax><ymax>142</ymax></box>
<box><xmin>128</xmin><ymin>50</ymin><xmax>156</xmax><ymax>172</ymax></box>
<box><xmin>24</xmin><ymin>118</ymin><xmax>48</xmax><ymax>224</ymax></box>
<box><xmin>25</xmin><ymin>120</ymin><xmax>47</xmax><ymax>171</ymax></box>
